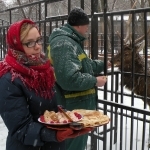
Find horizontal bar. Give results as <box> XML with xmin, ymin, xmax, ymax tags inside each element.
<box><xmin>0</xmin><ymin>0</ymin><xmax>63</xmax><ymax>14</ymax></box>
<box><xmin>98</xmin><ymin>99</ymin><xmax>150</xmax><ymax>115</ymax></box>
<box><xmin>94</xmin><ymin>7</ymin><xmax>150</xmax><ymax>17</ymax></box>
<box><xmin>46</xmin><ymin>15</ymin><xmax>68</xmax><ymax>21</ymax></box>
<box><xmin>98</xmin><ymin>106</ymin><xmax>150</xmax><ymax>123</ymax></box>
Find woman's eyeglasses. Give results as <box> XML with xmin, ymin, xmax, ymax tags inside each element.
<box><xmin>22</xmin><ymin>37</ymin><xmax>43</xmax><ymax>48</ymax></box>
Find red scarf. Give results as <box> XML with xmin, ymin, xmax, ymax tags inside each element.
<box><xmin>0</xmin><ymin>50</ymin><xmax>55</xmax><ymax>99</ymax></box>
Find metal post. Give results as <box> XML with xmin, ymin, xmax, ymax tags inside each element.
<box><xmin>103</xmin><ymin>0</ymin><xmax>108</xmax><ymax>150</ymax></box>
<box><xmin>91</xmin><ymin>0</ymin><xmax>98</xmax><ymax>150</ymax></box>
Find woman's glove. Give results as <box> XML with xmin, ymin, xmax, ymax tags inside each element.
<box><xmin>56</xmin><ymin>127</ymin><xmax>93</xmax><ymax>142</ymax></box>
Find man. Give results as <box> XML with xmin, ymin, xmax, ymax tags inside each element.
<box><xmin>48</xmin><ymin>7</ymin><xmax>110</xmax><ymax>150</ymax></box>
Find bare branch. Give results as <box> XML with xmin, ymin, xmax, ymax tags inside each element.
<box><xmin>116</xmin><ymin>31</ymin><xmax>121</xmax><ymax>39</ymax></box>
<box><xmin>16</xmin><ymin>0</ymin><xmax>26</xmax><ymax>18</ymax></box>
<box><xmin>111</xmin><ymin>0</ymin><xmax>118</xmax><ymax>11</ymax></box>
<box><xmin>135</xmin><ymin>27</ymin><xmax>150</xmax><ymax>44</ymax></box>
<box><xmin>124</xmin><ymin>1</ymin><xmax>137</xmax><ymax>44</ymax></box>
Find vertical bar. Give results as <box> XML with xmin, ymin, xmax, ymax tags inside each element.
<box><xmin>120</xmin><ymin>13</ymin><xmax>124</xmax><ymax>102</ymax></box>
<box><xmin>124</xmin><ymin>110</ymin><xmax>128</xmax><ymax>150</ymax></box>
<box><xmin>135</xmin><ymin>113</ymin><xmax>139</xmax><ymax>150</ymax></box>
<box><xmin>81</xmin><ymin>0</ymin><xmax>84</xmax><ymax>9</ymax></box>
<box><xmin>62</xmin><ymin>20</ymin><xmax>64</xmax><ymax>26</ymax></box>
<box><xmin>131</xmin><ymin>12</ymin><xmax>135</xmax><ymax>106</ymax></box>
<box><xmin>49</xmin><ymin>21</ymin><xmax>52</xmax><ymax>34</ymax></box>
<box><xmin>120</xmin><ymin>14</ymin><xmax>124</xmax><ymax>104</ymax></box>
<box><xmin>143</xmin><ymin>11</ymin><xmax>148</xmax><ymax>150</ymax></box>
<box><xmin>103</xmin><ymin>0</ymin><xmax>108</xmax><ymax>150</ymax></box>
<box><xmin>43</xmin><ymin>1</ymin><xmax>47</xmax><ymax>53</ymax></box>
<box><xmin>114</xmin><ymin>73</ymin><xmax>119</xmax><ymax>145</ymax></box>
<box><xmin>103</xmin><ymin>0</ymin><xmax>108</xmax><ymax>74</ymax></box>
<box><xmin>39</xmin><ymin>3</ymin><xmax>41</xmax><ymax>20</ymax></box>
<box><xmin>130</xmin><ymin>113</ymin><xmax>134</xmax><ymax>150</ymax></box>
<box><xmin>91</xmin><ymin>0</ymin><xmax>98</xmax><ymax>59</ymax></box>
<box><xmin>9</xmin><ymin>10</ymin><xmax>12</xmax><ymax>24</ymax></box>
<box><xmin>119</xmin><ymin>14</ymin><xmax>124</xmax><ymax>150</ymax></box>
<box><xmin>3</xmin><ymin>28</ymin><xmax>6</xmax><ymax>56</ymax></box>
<box><xmin>39</xmin><ymin>3</ymin><xmax>41</xmax><ymax>29</ymax></box>
<box><xmin>110</xmin><ymin>15</ymin><xmax>114</xmax><ymax>150</ymax></box>
<box><xmin>68</xmin><ymin>0</ymin><xmax>71</xmax><ymax>13</ymax></box>
<box><xmin>91</xmin><ymin>0</ymin><xmax>98</xmax><ymax>150</ymax></box>
<box><xmin>144</xmin><ymin>11</ymin><xmax>148</xmax><ymax>108</ymax></box>
<box><xmin>130</xmin><ymin>12</ymin><xmax>135</xmax><ymax>150</ymax></box>
<box><xmin>120</xmin><ymin>107</ymin><xmax>123</xmax><ymax>150</ymax></box>
<box><xmin>141</xmin><ymin>114</ymin><xmax>146</xmax><ymax>150</ymax></box>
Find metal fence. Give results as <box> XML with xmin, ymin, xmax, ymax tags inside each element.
<box><xmin>0</xmin><ymin>0</ymin><xmax>150</xmax><ymax>150</ymax></box>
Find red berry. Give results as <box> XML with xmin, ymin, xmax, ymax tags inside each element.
<box><xmin>40</xmin><ymin>116</ymin><xmax>45</xmax><ymax>122</ymax></box>
<box><xmin>74</xmin><ymin>112</ymin><xmax>78</xmax><ymax>116</ymax></box>
<box><xmin>77</xmin><ymin>115</ymin><xmax>82</xmax><ymax>119</ymax></box>
<box><xmin>74</xmin><ymin>112</ymin><xmax>82</xmax><ymax>119</ymax></box>
<box><xmin>63</xmin><ymin>120</ymin><xmax>67</xmax><ymax>123</ymax></box>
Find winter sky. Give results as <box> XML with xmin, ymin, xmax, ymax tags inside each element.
<box><xmin>2</xmin><ymin>0</ymin><xmax>15</xmax><ymax>6</ymax></box>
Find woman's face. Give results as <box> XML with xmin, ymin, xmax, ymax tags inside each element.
<box><xmin>22</xmin><ymin>27</ymin><xmax>42</xmax><ymax>57</ymax></box>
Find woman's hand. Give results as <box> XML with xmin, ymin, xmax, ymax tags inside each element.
<box><xmin>57</xmin><ymin>127</ymin><xmax>93</xmax><ymax>142</ymax></box>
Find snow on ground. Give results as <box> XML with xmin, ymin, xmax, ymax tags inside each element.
<box><xmin>96</xmin><ymin>75</ymin><xmax>150</xmax><ymax>150</ymax></box>
<box><xmin>0</xmin><ymin>117</ymin><xmax>7</xmax><ymax>150</ymax></box>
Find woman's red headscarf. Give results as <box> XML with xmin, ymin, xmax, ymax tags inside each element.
<box><xmin>0</xmin><ymin>19</ymin><xmax>55</xmax><ymax>99</ymax></box>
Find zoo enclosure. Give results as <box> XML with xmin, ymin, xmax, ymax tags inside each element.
<box><xmin>0</xmin><ymin>0</ymin><xmax>150</xmax><ymax>150</ymax></box>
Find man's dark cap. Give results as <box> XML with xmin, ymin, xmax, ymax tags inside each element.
<box><xmin>67</xmin><ymin>7</ymin><xmax>89</xmax><ymax>26</ymax></box>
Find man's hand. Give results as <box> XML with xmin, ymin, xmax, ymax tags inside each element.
<box><xmin>96</xmin><ymin>76</ymin><xmax>107</xmax><ymax>87</ymax></box>
<box><xmin>107</xmin><ymin>61</ymin><xmax>111</xmax><ymax>69</ymax></box>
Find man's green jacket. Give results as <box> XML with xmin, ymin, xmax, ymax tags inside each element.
<box><xmin>48</xmin><ymin>23</ymin><xmax>104</xmax><ymax>110</ymax></box>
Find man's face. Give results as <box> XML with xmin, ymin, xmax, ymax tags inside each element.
<box><xmin>78</xmin><ymin>25</ymin><xmax>89</xmax><ymax>36</ymax></box>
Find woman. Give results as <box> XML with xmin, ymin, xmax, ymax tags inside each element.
<box><xmin>0</xmin><ymin>19</ymin><xmax>91</xmax><ymax>150</ymax></box>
